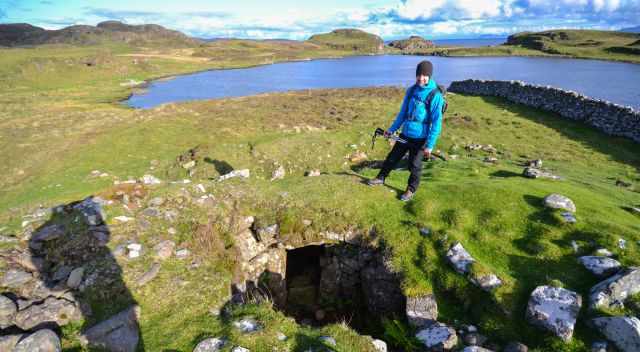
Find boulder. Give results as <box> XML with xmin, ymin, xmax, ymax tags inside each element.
<box><xmin>13</xmin><ymin>329</ymin><xmax>61</xmax><ymax>352</ymax></box>
<box><xmin>525</xmin><ymin>286</ymin><xmax>582</xmax><ymax>341</ymax></box>
<box><xmin>522</xmin><ymin>167</ymin><xmax>558</xmax><ymax>180</ymax></box>
<box><xmin>446</xmin><ymin>242</ymin><xmax>474</xmax><ymax>274</ymax></box>
<box><xmin>0</xmin><ymin>294</ymin><xmax>17</xmax><ymax>328</ymax></box>
<box><xmin>406</xmin><ymin>294</ymin><xmax>438</xmax><ymax>328</ymax></box>
<box><xmin>462</xmin><ymin>347</ymin><xmax>494</xmax><ymax>352</ymax></box>
<box><xmin>80</xmin><ymin>305</ymin><xmax>140</xmax><ymax>352</ymax></box>
<box><xmin>472</xmin><ymin>273</ymin><xmax>503</xmax><ymax>292</ymax></box>
<box><xmin>0</xmin><ymin>334</ymin><xmax>24</xmax><ymax>351</ymax></box>
<box><xmin>590</xmin><ymin>267</ymin><xmax>640</xmax><ymax>309</ymax></box>
<box><xmin>15</xmin><ymin>297</ymin><xmax>82</xmax><ymax>330</ymax></box>
<box><xmin>67</xmin><ymin>267</ymin><xmax>85</xmax><ymax>289</ymax></box>
<box><xmin>415</xmin><ymin>323</ymin><xmax>457</xmax><ymax>350</ymax></box>
<box><xmin>543</xmin><ymin>194</ymin><xmax>576</xmax><ymax>212</ymax></box>
<box><xmin>372</xmin><ymin>339</ymin><xmax>387</xmax><ymax>352</ymax></box>
<box><xmin>578</xmin><ymin>256</ymin><xmax>621</xmax><ymax>277</ymax></box>
<box><xmin>193</xmin><ymin>337</ymin><xmax>225</xmax><ymax>352</ymax></box>
<box><xmin>504</xmin><ymin>342</ymin><xmax>528</xmax><ymax>352</ymax></box>
<box><xmin>590</xmin><ymin>316</ymin><xmax>640</xmax><ymax>352</ymax></box>
<box><xmin>1</xmin><ymin>269</ymin><xmax>34</xmax><ymax>289</ymax></box>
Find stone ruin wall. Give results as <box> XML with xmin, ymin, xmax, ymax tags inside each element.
<box><xmin>448</xmin><ymin>79</ymin><xmax>640</xmax><ymax>144</ymax></box>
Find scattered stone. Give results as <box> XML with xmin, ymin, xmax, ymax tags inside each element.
<box><xmin>571</xmin><ymin>241</ymin><xmax>580</xmax><ymax>253</ymax></box>
<box><xmin>182</xmin><ymin>160</ymin><xmax>196</xmax><ymax>170</ymax></box>
<box><xmin>193</xmin><ymin>337</ymin><xmax>225</xmax><ymax>352</ymax></box>
<box><xmin>591</xmin><ymin>341</ymin><xmax>608</xmax><ymax>352</ymax></box>
<box><xmin>233</xmin><ymin>317</ymin><xmax>261</xmax><ymax>333</ymax></box>
<box><xmin>148</xmin><ymin>197</ymin><xmax>165</xmax><ymax>207</ymax></box>
<box><xmin>319</xmin><ymin>336</ymin><xmax>337</xmax><ymax>346</ymax></box>
<box><xmin>527</xmin><ymin>159</ymin><xmax>543</xmax><ymax>168</ymax></box>
<box><xmin>466</xmin><ymin>143</ymin><xmax>482</xmax><ymax>151</ymax></box>
<box><xmin>0</xmin><ymin>294</ymin><xmax>17</xmax><ymax>329</ymax></box>
<box><xmin>231</xmin><ymin>347</ymin><xmax>250</xmax><ymax>352</ymax></box>
<box><xmin>305</xmin><ymin>169</ymin><xmax>321</xmax><ymax>177</ymax></box>
<box><xmin>543</xmin><ymin>194</ymin><xmax>576</xmax><ymax>212</ymax></box>
<box><xmin>590</xmin><ymin>267</ymin><xmax>640</xmax><ymax>309</ymax></box>
<box><xmin>482</xmin><ymin>144</ymin><xmax>497</xmax><ymax>153</ymax></box>
<box><xmin>271</xmin><ymin>165</ymin><xmax>286</xmax><ymax>181</ymax></box>
<box><xmin>1</xmin><ymin>269</ymin><xmax>34</xmax><ymax>289</ymax></box>
<box><xmin>590</xmin><ymin>316</ymin><xmax>640</xmax><ymax>352</ymax></box>
<box><xmin>114</xmin><ymin>216</ymin><xmax>134</xmax><ymax>223</ymax></box>
<box><xmin>595</xmin><ymin>248</ymin><xmax>613</xmax><ymax>257</ymax></box>
<box><xmin>80</xmin><ymin>305</ymin><xmax>140</xmax><ymax>352</ymax></box>
<box><xmin>446</xmin><ymin>242</ymin><xmax>475</xmax><ymax>274</ymax></box>
<box><xmin>136</xmin><ymin>263</ymin><xmax>161</xmax><ymax>286</ymax></box>
<box><xmin>142</xmin><ymin>207</ymin><xmax>161</xmax><ymax>217</ymax></box>
<box><xmin>618</xmin><ymin>238</ymin><xmax>627</xmax><ymax>250</ymax></box>
<box><xmin>196</xmin><ymin>184</ymin><xmax>206</xmax><ymax>193</ymax></box>
<box><xmin>15</xmin><ymin>296</ymin><xmax>82</xmax><ymax>330</ymax></box>
<box><xmin>13</xmin><ymin>329</ymin><xmax>61</xmax><ymax>352</ymax></box>
<box><xmin>472</xmin><ymin>274</ymin><xmax>503</xmax><ymax>292</ymax></box>
<box><xmin>168</xmin><ymin>227</ymin><xmax>177</xmax><ymax>235</ymax></box>
<box><xmin>218</xmin><ymin>169</ymin><xmax>250</xmax><ymax>181</ymax></box>
<box><xmin>176</xmin><ymin>248</ymin><xmax>191</xmax><ymax>259</ymax></box>
<box><xmin>256</xmin><ymin>224</ymin><xmax>278</xmax><ymax>242</ymax></box>
<box><xmin>419</xmin><ymin>227</ymin><xmax>431</xmax><ymax>236</ymax></box>
<box><xmin>504</xmin><ymin>342</ymin><xmax>528</xmax><ymax>352</ymax></box>
<box><xmin>349</xmin><ymin>151</ymin><xmax>368</xmax><ymax>163</ymax></box>
<box><xmin>141</xmin><ymin>174</ymin><xmax>162</xmax><ymax>185</ymax></box>
<box><xmin>406</xmin><ymin>294</ymin><xmax>438</xmax><ymax>328</ymax></box>
<box><xmin>526</xmin><ymin>286</ymin><xmax>582</xmax><ymax>341</ymax></box>
<box><xmin>462</xmin><ymin>347</ymin><xmax>494</xmax><ymax>352</ymax></box>
<box><xmin>415</xmin><ymin>323</ymin><xmax>458</xmax><ymax>350</ymax></box>
<box><xmin>67</xmin><ymin>267</ymin><xmax>85</xmax><ymax>289</ymax></box>
<box><xmin>154</xmin><ymin>240</ymin><xmax>176</xmax><ymax>260</ymax></box>
<box><xmin>483</xmin><ymin>156</ymin><xmax>498</xmax><ymax>163</ymax></box>
<box><xmin>560</xmin><ymin>212</ymin><xmax>577</xmax><ymax>224</ymax></box>
<box><xmin>277</xmin><ymin>332</ymin><xmax>287</xmax><ymax>341</ymax></box>
<box><xmin>616</xmin><ymin>179</ymin><xmax>633</xmax><ymax>188</ymax></box>
<box><xmin>372</xmin><ymin>339</ymin><xmax>387</xmax><ymax>352</ymax></box>
<box><xmin>578</xmin><ymin>256</ymin><xmax>622</xmax><ymax>277</ymax></box>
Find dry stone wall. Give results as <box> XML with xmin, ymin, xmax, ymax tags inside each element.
<box><xmin>448</xmin><ymin>79</ymin><xmax>640</xmax><ymax>143</ymax></box>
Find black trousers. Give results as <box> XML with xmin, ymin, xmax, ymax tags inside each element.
<box><xmin>376</xmin><ymin>134</ymin><xmax>426</xmax><ymax>192</ymax></box>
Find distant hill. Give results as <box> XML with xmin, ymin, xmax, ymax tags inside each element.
<box><xmin>505</xmin><ymin>29</ymin><xmax>640</xmax><ymax>57</ymax></box>
<box><xmin>307</xmin><ymin>29</ymin><xmax>384</xmax><ymax>53</ymax></box>
<box><xmin>621</xmin><ymin>26</ymin><xmax>640</xmax><ymax>33</ymax></box>
<box><xmin>0</xmin><ymin>21</ymin><xmax>202</xmax><ymax>47</ymax></box>
<box><xmin>387</xmin><ymin>36</ymin><xmax>435</xmax><ymax>52</ymax></box>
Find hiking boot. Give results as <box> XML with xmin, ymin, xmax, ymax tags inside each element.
<box><xmin>400</xmin><ymin>189</ymin><xmax>414</xmax><ymax>201</ymax></box>
<box><xmin>367</xmin><ymin>177</ymin><xmax>384</xmax><ymax>186</ymax></box>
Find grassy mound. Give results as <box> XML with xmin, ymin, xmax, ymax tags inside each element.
<box><xmin>308</xmin><ymin>29</ymin><xmax>384</xmax><ymax>53</ymax></box>
<box><xmin>1</xmin><ymin>44</ymin><xmax>640</xmax><ymax>351</ymax></box>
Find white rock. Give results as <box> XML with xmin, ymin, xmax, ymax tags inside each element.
<box><xmin>271</xmin><ymin>165</ymin><xmax>285</xmax><ymax>181</ymax></box>
<box><xmin>231</xmin><ymin>347</ymin><xmax>250</xmax><ymax>352</ymax></box>
<box><xmin>193</xmin><ymin>337</ymin><xmax>225</xmax><ymax>352</ymax></box>
<box><xmin>618</xmin><ymin>238</ymin><xmax>627</xmax><ymax>249</ymax></box>
<box><xmin>196</xmin><ymin>184</ymin><xmax>206</xmax><ymax>193</ymax></box>
<box><xmin>525</xmin><ymin>286</ymin><xmax>582</xmax><ymax>341</ymax></box>
<box><xmin>595</xmin><ymin>248</ymin><xmax>613</xmax><ymax>257</ymax></box>
<box><xmin>176</xmin><ymin>249</ymin><xmax>191</xmax><ymax>259</ymax></box>
<box><xmin>578</xmin><ymin>256</ymin><xmax>621</xmax><ymax>277</ymax></box>
<box><xmin>218</xmin><ymin>169</ymin><xmax>250</xmax><ymax>181</ymax></box>
<box><xmin>543</xmin><ymin>194</ymin><xmax>576</xmax><ymax>212</ymax></box>
<box><xmin>127</xmin><ymin>243</ymin><xmax>142</xmax><ymax>251</ymax></box>
<box><xmin>114</xmin><ymin>216</ymin><xmax>133</xmax><ymax>223</ymax></box>
<box><xmin>590</xmin><ymin>316</ymin><xmax>640</xmax><ymax>352</ymax></box>
<box><xmin>415</xmin><ymin>323</ymin><xmax>457</xmax><ymax>349</ymax></box>
<box><xmin>276</xmin><ymin>332</ymin><xmax>287</xmax><ymax>341</ymax></box>
<box><xmin>446</xmin><ymin>242</ymin><xmax>475</xmax><ymax>274</ymax></box>
<box><xmin>372</xmin><ymin>339</ymin><xmax>387</xmax><ymax>352</ymax></box>
<box><xmin>233</xmin><ymin>318</ymin><xmax>261</xmax><ymax>333</ymax></box>
<box><xmin>141</xmin><ymin>174</ymin><xmax>162</xmax><ymax>185</ymax></box>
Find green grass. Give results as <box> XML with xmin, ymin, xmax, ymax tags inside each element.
<box><xmin>1</xmin><ymin>43</ymin><xmax>640</xmax><ymax>351</ymax></box>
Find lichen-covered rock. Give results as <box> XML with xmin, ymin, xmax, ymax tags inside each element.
<box><xmin>1</xmin><ymin>268</ymin><xmax>34</xmax><ymax>289</ymax></box>
<box><xmin>523</xmin><ymin>167</ymin><xmax>558</xmax><ymax>179</ymax></box>
<box><xmin>589</xmin><ymin>267</ymin><xmax>640</xmax><ymax>309</ymax></box>
<box><xmin>526</xmin><ymin>286</ymin><xmax>582</xmax><ymax>341</ymax></box>
<box><xmin>415</xmin><ymin>323</ymin><xmax>457</xmax><ymax>350</ymax></box>
<box><xmin>15</xmin><ymin>297</ymin><xmax>82</xmax><ymax>330</ymax></box>
<box><xmin>13</xmin><ymin>329</ymin><xmax>61</xmax><ymax>352</ymax></box>
<box><xmin>193</xmin><ymin>337</ymin><xmax>225</xmax><ymax>352</ymax></box>
<box><xmin>406</xmin><ymin>294</ymin><xmax>438</xmax><ymax>328</ymax></box>
<box><xmin>578</xmin><ymin>256</ymin><xmax>621</xmax><ymax>277</ymax></box>
<box><xmin>590</xmin><ymin>316</ymin><xmax>640</xmax><ymax>352</ymax></box>
<box><xmin>0</xmin><ymin>334</ymin><xmax>24</xmax><ymax>351</ymax></box>
<box><xmin>472</xmin><ymin>273</ymin><xmax>503</xmax><ymax>292</ymax></box>
<box><xmin>543</xmin><ymin>194</ymin><xmax>576</xmax><ymax>212</ymax></box>
<box><xmin>446</xmin><ymin>242</ymin><xmax>474</xmax><ymax>274</ymax></box>
<box><xmin>0</xmin><ymin>294</ymin><xmax>17</xmax><ymax>329</ymax></box>
<box><xmin>233</xmin><ymin>317</ymin><xmax>261</xmax><ymax>333</ymax></box>
<box><xmin>80</xmin><ymin>305</ymin><xmax>140</xmax><ymax>352</ymax></box>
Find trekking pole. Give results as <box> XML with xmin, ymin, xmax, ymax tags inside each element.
<box><xmin>371</xmin><ymin>128</ymin><xmax>407</xmax><ymax>150</ymax></box>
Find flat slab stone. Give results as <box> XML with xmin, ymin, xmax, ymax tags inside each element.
<box><xmin>406</xmin><ymin>294</ymin><xmax>438</xmax><ymax>328</ymax></box>
<box><xmin>0</xmin><ymin>334</ymin><xmax>25</xmax><ymax>351</ymax></box>
<box><xmin>543</xmin><ymin>194</ymin><xmax>576</xmax><ymax>212</ymax></box>
<box><xmin>526</xmin><ymin>286</ymin><xmax>582</xmax><ymax>341</ymax></box>
<box><xmin>415</xmin><ymin>323</ymin><xmax>457</xmax><ymax>350</ymax></box>
<box><xmin>578</xmin><ymin>256</ymin><xmax>621</xmax><ymax>277</ymax></box>
<box><xmin>0</xmin><ymin>294</ymin><xmax>17</xmax><ymax>329</ymax></box>
<box><xmin>15</xmin><ymin>297</ymin><xmax>82</xmax><ymax>330</ymax></box>
<box><xmin>590</xmin><ymin>267</ymin><xmax>640</xmax><ymax>309</ymax></box>
<box><xmin>1</xmin><ymin>269</ymin><xmax>34</xmax><ymax>289</ymax></box>
<box><xmin>590</xmin><ymin>316</ymin><xmax>640</xmax><ymax>352</ymax></box>
<box><xmin>446</xmin><ymin>242</ymin><xmax>474</xmax><ymax>274</ymax></box>
<box><xmin>80</xmin><ymin>305</ymin><xmax>140</xmax><ymax>352</ymax></box>
<box><xmin>13</xmin><ymin>329</ymin><xmax>61</xmax><ymax>352</ymax></box>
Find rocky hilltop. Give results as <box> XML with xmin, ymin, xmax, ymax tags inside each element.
<box><xmin>387</xmin><ymin>35</ymin><xmax>435</xmax><ymax>52</ymax></box>
<box><xmin>307</xmin><ymin>28</ymin><xmax>384</xmax><ymax>53</ymax></box>
<box><xmin>0</xmin><ymin>20</ymin><xmax>202</xmax><ymax>47</ymax></box>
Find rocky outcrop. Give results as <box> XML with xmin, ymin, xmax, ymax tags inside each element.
<box><xmin>388</xmin><ymin>36</ymin><xmax>435</xmax><ymax>52</ymax></box>
<box><xmin>590</xmin><ymin>316</ymin><xmax>640</xmax><ymax>352</ymax></box>
<box><xmin>308</xmin><ymin>29</ymin><xmax>384</xmax><ymax>53</ymax></box>
<box><xmin>589</xmin><ymin>267</ymin><xmax>640</xmax><ymax>309</ymax></box>
<box><xmin>448</xmin><ymin>80</ymin><xmax>640</xmax><ymax>143</ymax></box>
<box><xmin>12</xmin><ymin>329</ymin><xmax>61</xmax><ymax>352</ymax></box>
<box><xmin>14</xmin><ymin>296</ymin><xmax>82</xmax><ymax>330</ymax></box>
<box><xmin>526</xmin><ymin>286</ymin><xmax>582</xmax><ymax>341</ymax></box>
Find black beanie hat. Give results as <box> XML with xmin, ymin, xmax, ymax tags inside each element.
<box><xmin>416</xmin><ymin>60</ymin><xmax>433</xmax><ymax>77</ymax></box>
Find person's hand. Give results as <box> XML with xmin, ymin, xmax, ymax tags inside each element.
<box><xmin>383</xmin><ymin>130</ymin><xmax>392</xmax><ymax>138</ymax></box>
<box><xmin>423</xmin><ymin>148</ymin><xmax>432</xmax><ymax>159</ymax></box>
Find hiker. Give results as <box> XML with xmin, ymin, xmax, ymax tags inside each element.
<box><xmin>367</xmin><ymin>60</ymin><xmax>444</xmax><ymax>201</ymax></box>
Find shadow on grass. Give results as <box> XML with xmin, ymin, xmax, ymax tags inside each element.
<box><xmin>475</xmin><ymin>95</ymin><xmax>640</xmax><ymax>169</ymax></box>
<box><xmin>291</xmin><ymin>332</ymin><xmax>338</xmax><ymax>352</ymax></box>
<box><xmin>204</xmin><ymin>157</ymin><xmax>234</xmax><ymax>175</ymax></box>
<box><xmin>490</xmin><ymin>170</ymin><xmax>522</xmax><ymax>178</ymax></box>
<box><xmin>333</xmin><ymin>170</ymin><xmax>404</xmax><ymax>194</ymax></box>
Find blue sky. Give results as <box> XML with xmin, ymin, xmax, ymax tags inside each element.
<box><xmin>0</xmin><ymin>0</ymin><xmax>638</xmax><ymax>39</ymax></box>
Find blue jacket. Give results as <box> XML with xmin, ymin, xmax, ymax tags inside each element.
<box><xmin>388</xmin><ymin>79</ymin><xmax>444</xmax><ymax>150</ymax></box>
